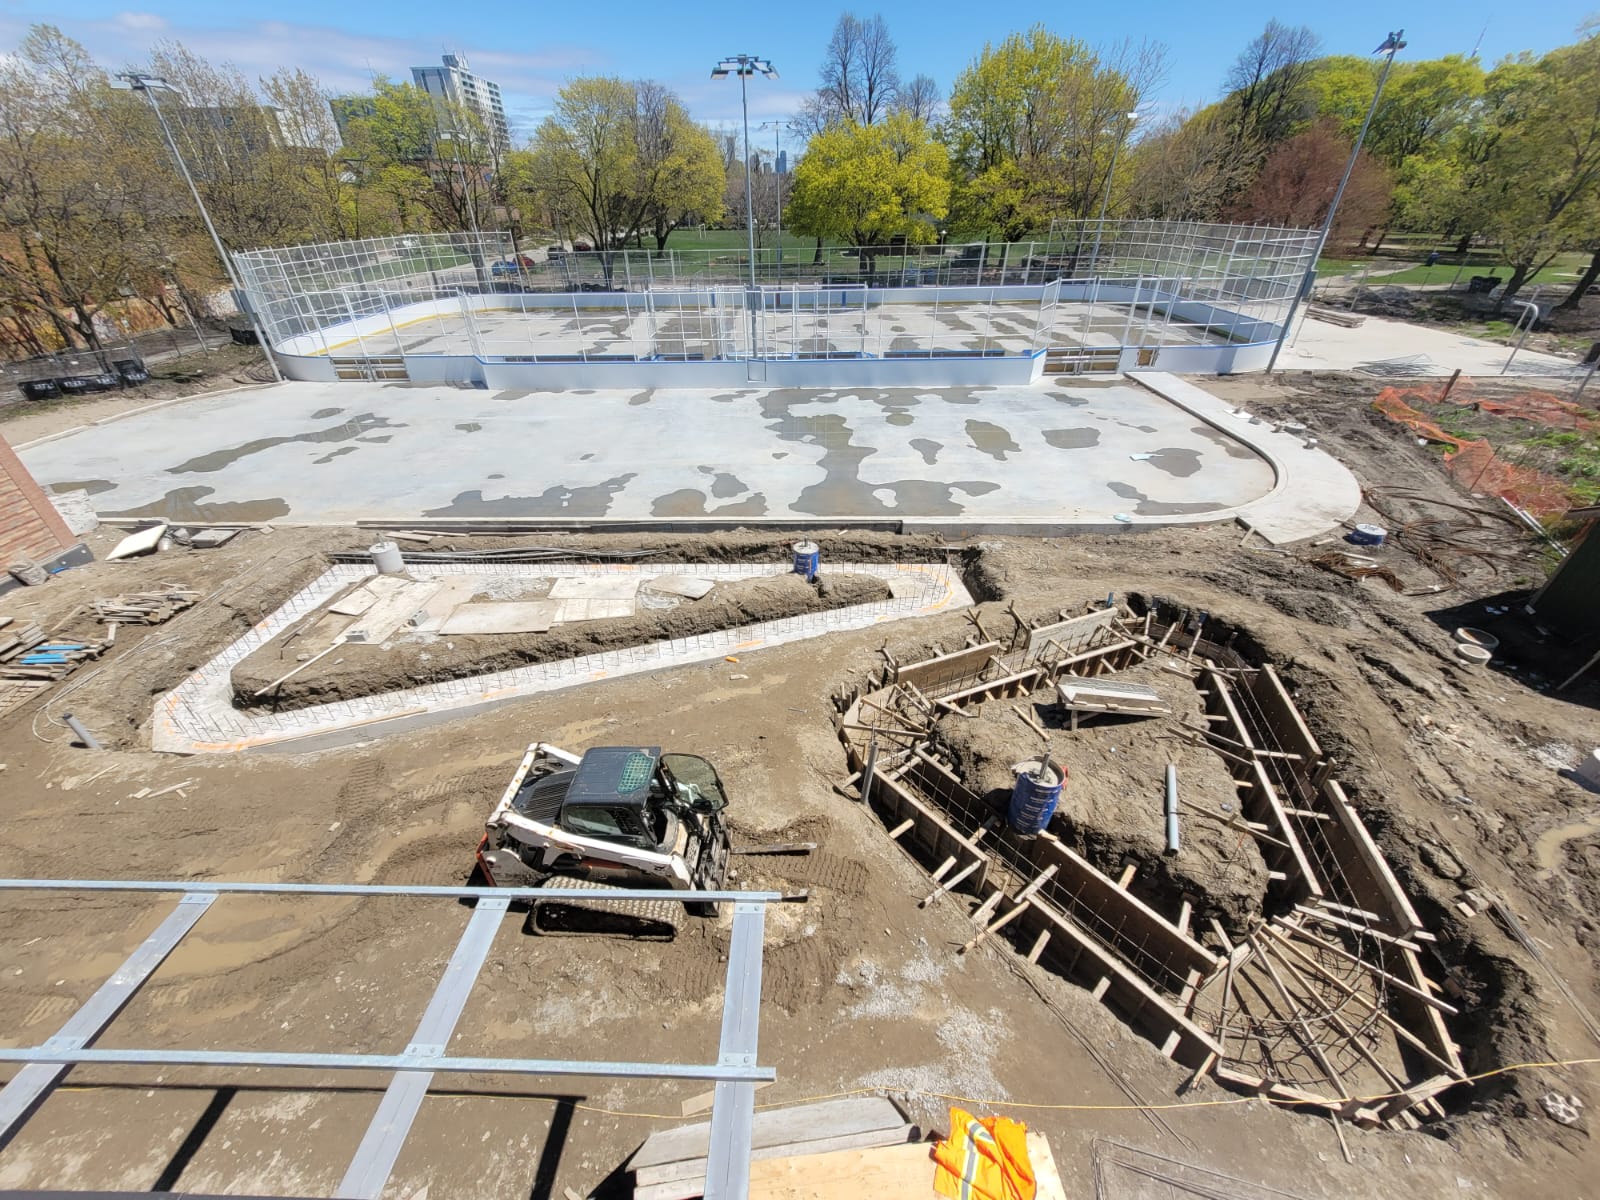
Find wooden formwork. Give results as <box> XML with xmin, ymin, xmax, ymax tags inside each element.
<box><xmin>834</xmin><ymin>606</ymin><xmax>1465</xmax><ymax>1126</ymax></box>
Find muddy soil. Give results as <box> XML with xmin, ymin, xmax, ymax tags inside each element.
<box><xmin>931</xmin><ymin>655</ymin><xmax>1269</xmax><ymax>931</ymax></box>
<box><xmin>231</xmin><ymin>571</ymin><xmax>894</xmax><ymax>710</ymax></box>
<box><xmin>3</xmin><ymin>373</ymin><xmax>1600</xmax><ymax>1198</ymax></box>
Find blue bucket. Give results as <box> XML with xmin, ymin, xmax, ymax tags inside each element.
<box><xmin>1008</xmin><ymin>764</ymin><xmax>1065</xmax><ymax>836</ymax></box>
<box><xmin>792</xmin><ymin>540</ymin><xmax>820</xmax><ymax>580</ymax></box>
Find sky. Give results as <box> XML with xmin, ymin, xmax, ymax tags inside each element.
<box><xmin>5</xmin><ymin>0</ymin><xmax>1596</xmax><ymax>144</ymax></box>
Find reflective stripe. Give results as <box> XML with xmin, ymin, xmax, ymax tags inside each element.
<box><xmin>958</xmin><ymin>1116</ymin><xmax>994</xmax><ymax>1200</ymax></box>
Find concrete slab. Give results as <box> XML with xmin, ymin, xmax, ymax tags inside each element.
<box><xmin>1280</xmin><ymin>311</ymin><xmax>1578</xmax><ymax>377</ymax></box>
<box><xmin>20</xmin><ymin>379</ymin><xmax>1305</xmax><ymax>532</ymax></box>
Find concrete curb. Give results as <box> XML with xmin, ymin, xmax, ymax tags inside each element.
<box><xmin>12</xmin><ymin>382</ymin><xmax>276</xmax><ymax>452</ymax></box>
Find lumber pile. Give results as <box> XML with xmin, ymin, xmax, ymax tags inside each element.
<box><xmin>92</xmin><ymin>587</ymin><xmax>200</xmax><ymax>626</ymax></box>
<box><xmin>628</xmin><ymin>1097</ymin><xmax>917</xmax><ymax>1200</ymax></box>
<box><xmin>0</xmin><ymin>615</ymin><xmax>109</xmax><ymax>683</ymax></box>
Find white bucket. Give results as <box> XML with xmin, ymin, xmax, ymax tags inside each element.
<box><xmin>369</xmin><ymin>541</ymin><xmax>404</xmax><ymax>574</ymax></box>
<box><xmin>1578</xmin><ymin>750</ymin><xmax>1600</xmax><ymax>789</ymax></box>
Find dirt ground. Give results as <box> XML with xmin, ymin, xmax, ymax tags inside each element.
<box><xmin>3</xmin><ymin>373</ymin><xmax>1600</xmax><ymax>1198</ymax></box>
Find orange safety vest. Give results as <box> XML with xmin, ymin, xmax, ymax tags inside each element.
<box><xmin>932</xmin><ymin>1107</ymin><xmax>1036</xmax><ymax>1200</ymax></box>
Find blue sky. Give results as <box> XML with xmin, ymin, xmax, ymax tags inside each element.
<box><xmin>6</xmin><ymin>0</ymin><xmax>1595</xmax><ymax>141</ymax></box>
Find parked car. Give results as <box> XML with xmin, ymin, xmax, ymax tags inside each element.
<box><xmin>572</xmin><ymin>241</ymin><xmax>594</xmax><ymax>252</ymax></box>
<box><xmin>490</xmin><ymin>255</ymin><xmax>537</xmax><ymax>277</ymax></box>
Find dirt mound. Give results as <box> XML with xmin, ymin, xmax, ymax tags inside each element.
<box><xmin>232</xmin><ymin>570</ymin><xmax>893</xmax><ymax>710</ymax></box>
<box><xmin>929</xmin><ymin>657</ymin><xmax>1269</xmax><ymax>931</ymax></box>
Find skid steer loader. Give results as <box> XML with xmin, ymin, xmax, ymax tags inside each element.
<box><xmin>476</xmin><ymin>743</ymin><xmax>736</xmax><ymax>939</ymax></box>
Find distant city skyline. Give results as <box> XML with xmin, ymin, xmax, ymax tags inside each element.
<box><xmin>8</xmin><ymin>2</ymin><xmax>1594</xmax><ymax>141</ymax></box>
<box><xmin>412</xmin><ymin>53</ymin><xmax>510</xmax><ymax>153</ymax></box>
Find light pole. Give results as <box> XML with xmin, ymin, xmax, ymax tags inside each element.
<box><xmin>712</xmin><ymin>56</ymin><xmax>778</xmax><ymax>288</ymax></box>
<box><xmin>116</xmin><ymin>72</ymin><xmax>281</xmax><ymax>382</ymax></box>
<box><xmin>1267</xmin><ymin>30</ymin><xmax>1406</xmax><ymax>372</ymax></box>
<box><xmin>1091</xmin><ymin>110</ymin><xmax>1141</xmax><ymax>271</ymax></box>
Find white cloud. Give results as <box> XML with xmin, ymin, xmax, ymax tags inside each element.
<box><xmin>114</xmin><ymin>12</ymin><xmax>167</xmax><ymax>32</ymax></box>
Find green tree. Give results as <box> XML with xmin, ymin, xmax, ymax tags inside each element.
<box><xmin>785</xmin><ymin>112</ymin><xmax>949</xmax><ymax>271</ymax></box>
<box><xmin>943</xmin><ymin>26</ymin><xmax>1159</xmax><ymax>237</ymax></box>
<box><xmin>1461</xmin><ymin>36</ymin><xmax>1600</xmax><ymax>306</ymax></box>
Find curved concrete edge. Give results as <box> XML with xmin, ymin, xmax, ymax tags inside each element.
<box><xmin>12</xmin><ymin>383</ymin><xmax>278</xmax><ymax>452</ymax></box>
<box><xmin>1126</xmin><ymin>372</ymin><xmax>1363</xmax><ymax>545</ymax></box>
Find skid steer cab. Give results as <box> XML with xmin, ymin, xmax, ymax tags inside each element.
<box><xmin>476</xmin><ymin>743</ymin><xmax>734</xmax><ymax>937</ymax></box>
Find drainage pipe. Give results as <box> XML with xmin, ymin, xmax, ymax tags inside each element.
<box><xmin>64</xmin><ymin>714</ymin><xmax>104</xmax><ymax>751</ymax></box>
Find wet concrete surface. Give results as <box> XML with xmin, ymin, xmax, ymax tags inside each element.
<box><xmin>24</xmin><ymin>380</ymin><xmax>1278</xmax><ymax>525</ymax></box>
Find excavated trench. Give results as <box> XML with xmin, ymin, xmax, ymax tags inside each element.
<box><xmin>233</xmin><ymin>571</ymin><xmax>896</xmax><ymax>711</ymax></box>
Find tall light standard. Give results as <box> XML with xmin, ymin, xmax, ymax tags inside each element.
<box><xmin>116</xmin><ymin>72</ymin><xmax>281</xmax><ymax>382</ymax></box>
<box><xmin>712</xmin><ymin>56</ymin><xmax>778</xmax><ymax>288</ymax></box>
<box><xmin>1089</xmin><ymin>110</ymin><xmax>1140</xmax><ymax>274</ymax></box>
<box><xmin>1267</xmin><ymin>30</ymin><xmax>1406</xmax><ymax>371</ymax></box>
<box><xmin>758</xmin><ymin>120</ymin><xmax>787</xmax><ymax>273</ymax></box>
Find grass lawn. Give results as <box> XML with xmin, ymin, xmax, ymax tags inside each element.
<box><xmin>1318</xmin><ymin>249</ymin><xmax>1592</xmax><ymax>290</ymax></box>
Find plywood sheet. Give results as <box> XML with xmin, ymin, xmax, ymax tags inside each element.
<box><xmin>438</xmin><ymin>601</ymin><xmax>557</xmax><ymax>635</ymax></box>
<box><xmin>644</xmin><ymin>574</ymin><xmax>715</xmax><ymax>600</ymax></box>
<box><xmin>550</xmin><ymin>597</ymin><xmax>635</xmax><ymax>623</ymax></box>
<box><xmin>744</xmin><ymin>1132</ymin><xmax>1064</xmax><ymax>1200</ymax></box>
<box><xmin>548</xmin><ymin>576</ymin><xmax>642</xmax><ymax>600</ymax></box>
<box><xmin>410</xmin><ymin>576</ymin><xmax>483</xmax><ymax>632</ymax></box>
<box><xmin>343</xmin><ymin>578</ymin><xmax>441</xmax><ymax>643</ymax></box>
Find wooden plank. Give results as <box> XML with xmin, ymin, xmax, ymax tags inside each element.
<box><xmin>1320</xmin><ymin>779</ymin><xmax>1426</xmax><ymax>935</ymax></box>
<box><xmin>893</xmin><ymin>641</ymin><xmax>1001</xmax><ymax>693</ymax></box>
<box><xmin>1023</xmin><ymin>896</ymin><xmax>1224</xmax><ymax>1069</ymax></box>
<box><xmin>629</xmin><ymin>1097</ymin><xmax>905</xmax><ymax>1172</ymax></box>
<box><xmin>1029</xmin><ymin>838</ymin><xmax>1220</xmax><ymax>977</ymax></box>
<box><xmin>344</xmin><ymin>578</ymin><xmax>442</xmax><ymax>643</ymax></box>
<box><xmin>635</xmin><ymin>1125</ymin><xmax>918</xmax><ymax>1194</ymax></box>
<box><xmin>1026</xmin><ymin>608</ymin><xmax>1118</xmax><ymax>655</ymax></box>
<box><xmin>679</xmin><ymin>1079</ymin><xmax>773</xmax><ymax>1118</ymax></box>
<box><xmin>738</xmin><ymin>1130</ymin><xmax>1062</xmax><ymax>1200</ymax></box>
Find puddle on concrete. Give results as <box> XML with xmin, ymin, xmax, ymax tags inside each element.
<box><xmin>1106</xmin><ymin>481</ymin><xmax>1223</xmax><ymax>516</ymax></box>
<box><xmin>651</xmin><ymin>489</ymin><xmax>770</xmax><ymax>517</ymax></box>
<box><xmin>1050</xmin><ymin>394</ymin><xmax>1090</xmax><ymax>407</ymax></box>
<box><xmin>492</xmin><ymin>390</ymin><xmax>531</xmax><ymax>401</ymax></box>
<box><xmin>580</xmin><ymin>453</ymin><xmax>595</xmax><ymax>461</ymax></box>
<box><xmin>46</xmin><ymin>478</ymin><xmax>116</xmax><ymax>495</ymax></box>
<box><xmin>773</xmin><ymin>452</ymin><xmax>788</xmax><ymax>459</ymax></box>
<box><xmin>310</xmin><ymin>408</ymin><xmax>343</xmax><ymax>419</ymax></box>
<box><xmin>103</xmin><ymin>487</ymin><xmax>291</xmax><ymax>523</ymax></box>
<box><xmin>313</xmin><ymin>446</ymin><xmax>359</xmax><ymax>465</ymax></box>
<box><xmin>1043</xmin><ymin>427</ymin><xmax>1099</xmax><ymax>450</ymax></box>
<box><xmin>940</xmin><ymin>393</ymin><xmax>980</xmax><ymax>405</ymax></box>
<box><xmin>910</xmin><ymin>439</ymin><xmax>942</xmax><ymax>466</ymax></box>
<box><xmin>424</xmin><ymin>475</ymin><xmax>638</xmax><ymax>518</ymax></box>
<box><xmin>887</xmin><ymin>413</ymin><xmax>914</xmax><ymax>426</ymax></box>
<box><xmin>691</xmin><ymin>468</ymin><xmax>749</xmax><ymax>499</ymax></box>
<box><xmin>167</xmin><ymin>413</ymin><xmax>405</xmax><ymax>474</ymax></box>
<box><xmin>455</xmin><ymin>422</ymin><xmax>482</xmax><ymax>432</ymax></box>
<box><xmin>1192</xmin><ymin>424</ymin><xmax>1262</xmax><ymax>461</ymax></box>
<box><xmin>357</xmin><ymin>435</ymin><xmax>393</xmax><ymax>443</ymax></box>
<box><xmin>1114</xmin><ymin>421</ymin><xmax>1159</xmax><ymax>433</ymax></box>
<box><xmin>628</xmin><ymin>391</ymin><xmax>654</xmax><ymax>407</ymax></box>
<box><xmin>965</xmin><ymin>420</ymin><xmax>1021</xmax><ymax>461</ymax></box>
<box><xmin>1142</xmin><ymin>448</ymin><xmax>1203</xmax><ymax>478</ymax></box>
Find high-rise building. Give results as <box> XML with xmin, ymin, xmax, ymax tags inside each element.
<box><xmin>411</xmin><ymin>53</ymin><xmax>510</xmax><ymax>153</ymax></box>
<box><xmin>777</xmin><ymin>149</ymin><xmax>788</xmax><ymax>175</ymax></box>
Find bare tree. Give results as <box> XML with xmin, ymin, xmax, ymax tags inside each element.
<box><xmin>1224</xmin><ymin>20</ymin><xmax>1322</xmax><ymax>152</ymax></box>
<box><xmin>895</xmin><ymin>74</ymin><xmax>942</xmax><ymax>124</ymax></box>
<box><xmin>814</xmin><ymin>13</ymin><xmax>901</xmax><ymax>127</ymax></box>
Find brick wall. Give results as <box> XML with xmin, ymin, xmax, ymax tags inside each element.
<box><xmin>0</xmin><ymin>430</ymin><xmax>76</xmax><ymax>567</ymax></box>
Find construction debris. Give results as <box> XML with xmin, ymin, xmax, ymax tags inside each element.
<box><xmin>92</xmin><ymin>587</ymin><xmax>200</xmax><ymax>626</ymax></box>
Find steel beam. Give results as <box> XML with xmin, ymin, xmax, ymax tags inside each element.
<box><xmin>0</xmin><ymin>1047</ymin><xmax>772</xmax><ymax>1081</ymax></box>
<box><xmin>0</xmin><ymin>892</ymin><xmax>216</xmax><ymax>1150</ymax></box>
<box><xmin>336</xmin><ymin>896</ymin><xmax>509</xmax><ymax>1199</ymax></box>
<box><xmin>703</xmin><ymin>901</ymin><xmax>766</xmax><ymax>1200</ymax></box>
<box><xmin>0</xmin><ymin>879</ymin><xmax>782</xmax><ymax>903</ymax></box>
